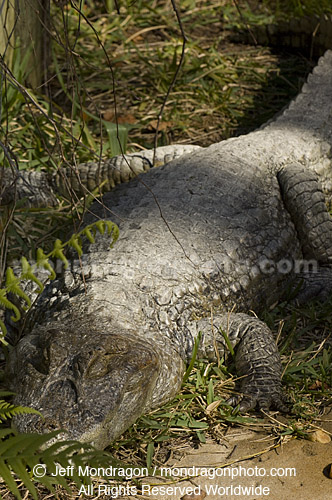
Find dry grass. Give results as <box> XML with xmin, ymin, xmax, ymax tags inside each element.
<box><xmin>50</xmin><ymin>0</ymin><xmax>313</xmax><ymax>150</ymax></box>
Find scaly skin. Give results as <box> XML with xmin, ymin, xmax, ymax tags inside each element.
<box><xmin>7</xmin><ymin>127</ymin><xmax>332</xmax><ymax>448</ymax></box>
<box><xmin>236</xmin><ymin>14</ymin><xmax>332</xmax><ymax>58</ymax></box>
<box><xmin>8</xmin><ymin>149</ymin><xmax>295</xmax><ymax>447</ymax></box>
<box><xmin>0</xmin><ymin>144</ymin><xmax>201</xmax><ymax>207</ymax></box>
<box><xmin>4</xmin><ymin>29</ymin><xmax>332</xmax><ymax>448</ymax></box>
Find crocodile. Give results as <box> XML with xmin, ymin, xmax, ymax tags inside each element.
<box><xmin>0</xmin><ymin>144</ymin><xmax>201</xmax><ymax>207</ymax></box>
<box><xmin>4</xmin><ymin>21</ymin><xmax>332</xmax><ymax>449</ymax></box>
<box><xmin>2</xmin><ymin>14</ymin><xmax>332</xmax><ymax>209</ymax></box>
<box><xmin>234</xmin><ymin>13</ymin><xmax>332</xmax><ymax>58</ymax></box>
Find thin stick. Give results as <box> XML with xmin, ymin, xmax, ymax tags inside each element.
<box><xmin>153</xmin><ymin>0</ymin><xmax>187</xmax><ymax>165</ymax></box>
<box><xmin>233</xmin><ymin>0</ymin><xmax>258</xmax><ymax>45</ymax></box>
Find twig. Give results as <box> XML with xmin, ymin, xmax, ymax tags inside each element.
<box><xmin>233</xmin><ymin>0</ymin><xmax>258</xmax><ymax>45</ymax></box>
<box><xmin>153</xmin><ymin>0</ymin><xmax>187</xmax><ymax>165</ymax></box>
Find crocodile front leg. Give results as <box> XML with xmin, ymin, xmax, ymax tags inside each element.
<box><xmin>198</xmin><ymin>313</ymin><xmax>288</xmax><ymax>412</ymax></box>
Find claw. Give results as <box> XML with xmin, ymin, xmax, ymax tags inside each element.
<box><xmin>226</xmin><ymin>384</ymin><xmax>289</xmax><ymax>413</ymax></box>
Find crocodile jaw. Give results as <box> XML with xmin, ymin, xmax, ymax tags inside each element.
<box><xmin>9</xmin><ymin>328</ymin><xmax>161</xmax><ymax>449</ymax></box>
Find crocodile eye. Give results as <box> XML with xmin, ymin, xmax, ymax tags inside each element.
<box><xmin>85</xmin><ymin>353</ymin><xmax>112</xmax><ymax>379</ymax></box>
<box><xmin>84</xmin><ymin>348</ymin><xmax>128</xmax><ymax>379</ymax></box>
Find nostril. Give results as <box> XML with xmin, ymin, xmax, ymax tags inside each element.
<box><xmin>69</xmin><ymin>355</ymin><xmax>85</xmax><ymax>377</ymax></box>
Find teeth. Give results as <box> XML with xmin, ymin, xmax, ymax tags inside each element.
<box><xmin>230</xmin><ymin>282</ymin><xmax>241</xmax><ymax>293</ymax></box>
<box><xmin>212</xmin><ymin>293</ymin><xmax>221</xmax><ymax>306</ymax></box>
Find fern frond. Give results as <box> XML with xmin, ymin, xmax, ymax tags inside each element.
<box><xmin>5</xmin><ymin>268</ymin><xmax>31</xmax><ymax>308</ymax></box>
<box><xmin>68</xmin><ymin>234</ymin><xmax>83</xmax><ymax>257</ymax></box>
<box><xmin>0</xmin><ymin>399</ymin><xmax>42</xmax><ymax>423</ymax></box>
<box><xmin>35</xmin><ymin>248</ymin><xmax>57</xmax><ymax>280</ymax></box>
<box><xmin>0</xmin><ymin>430</ymin><xmax>124</xmax><ymax>500</ymax></box>
<box><xmin>20</xmin><ymin>257</ymin><xmax>44</xmax><ymax>293</ymax></box>
<box><xmin>52</xmin><ymin>239</ymin><xmax>69</xmax><ymax>269</ymax></box>
<box><xmin>0</xmin><ymin>290</ymin><xmax>21</xmax><ymax>324</ymax></box>
<box><xmin>0</xmin><ymin>319</ymin><xmax>8</xmax><ymax>341</ymax></box>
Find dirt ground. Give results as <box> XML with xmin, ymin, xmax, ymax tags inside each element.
<box><xmin>147</xmin><ymin>427</ymin><xmax>332</xmax><ymax>500</ymax></box>
<box><xmin>111</xmin><ymin>408</ymin><xmax>332</xmax><ymax>500</ymax></box>
<box><xmin>1</xmin><ymin>413</ymin><xmax>331</xmax><ymax>499</ymax></box>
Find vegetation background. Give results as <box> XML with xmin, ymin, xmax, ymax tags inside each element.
<box><xmin>1</xmin><ymin>0</ymin><xmax>332</xmax><ymax>498</ymax></box>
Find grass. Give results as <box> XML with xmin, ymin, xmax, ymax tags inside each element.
<box><xmin>1</xmin><ymin>0</ymin><xmax>332</xmax><ymax>494</ymax></box>
<box><xmin>49</xmin><ymin>0</ymin><xmax>317</xmax><ymax>147</ymax></box>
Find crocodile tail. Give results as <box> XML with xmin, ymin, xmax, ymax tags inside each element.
<box><xmin>1</xmin><ymin>145</ymin><xmax>201</xmax><ymax>207</ymax></box>
<box><xmin>0</xmin><ymin>168</ymin><xmax>57</xmax><ymax>207</ymax></box>
<box><xmin>267</xmin><ymin>49</ymin><xmax>332</xmax><ymax>142</ymax></box>
<box><xmin>54</xmin><ymin>144</ymin><xmax>201</xmax><ymax>199</ymax></box>
<box><xmin>237</xmin><ymin>14</ymin><xmax>332</xmax><ymax>58</ymax></box>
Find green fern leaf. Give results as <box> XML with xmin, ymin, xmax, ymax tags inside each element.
<box><xmin>95</xmin><ymin>219</ymin><xmax>106</xmax><ymax>234</ymax></box>
<box><xmin>0</xmin><ymin>289</ymin><xmax>21</xmax><ymax>322</ymax></box>
<box><xmin>0</xmin><ymin>319</ymin><xmax>7</xmax><ymax>343</ymax></box>
<box><xmin>105</xmin><ymin>220</ymin><xmax>119</xmax><ymax>246</ymax></box>
<box><xmin>0</xmin><ymin>399</ymin><xmax>42</xmax><ymax>423</ymax></box>
<box><xmin>51</xmin><ymin>239</ymin><xmax>69</xmax><ymax>269</ymax></box>
<box><xmin>83</xmin><ymin>227</ymin><xmax>95</xmax><ymax>243</ymax></box>
<box><xmin>0</xmin><ymin>428</ymin><xmax>14</xmax><ymax>439</ymax></box>
<box><xmin>36</xmin><ymin>248</ymin><xmax>56</xmax><ymax>280</ymax></box>
<box><xmin>0</xmin><ymin>458</ymin><xmax>22</xmax><ymax>499</ymax></box>
<box><xmin>0</xmin><ymin>430</ymin><xmax>113</xmax><ymax>498</ymax></box>
<box><xmin>9</xmin><ymin>458</ymin><xmax>38</xmax><ymax>499</ymax></box>
<box><xmin>20</xmin><ymin>257</ymin><xmax>44</xmax><ymax>293</ymax></box>
<box><xmin>0</xmin><ymin>432</ymin><xmax>59</xmax><ymax>499</ymax></box>
<box><xmin>0</xmin><ymin>432</ymin><xmax>64</xmax><ymax>498</ymax></box>
<box><xmin>5</xmin><ymin>268</ymin><xmax>31</xmax><ymax>308</ymax></box>
<box><xmin>0</xmin><ymin>425</ymin><xmax>135</xmax><ymax>499</ymax></box>
<box><xmin>68</xmin><ymin>234</ymin><xmax>83</xmax><ymax>256</ymax></box>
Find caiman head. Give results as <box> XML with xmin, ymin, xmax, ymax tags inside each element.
<box><xmin>7</xmin><ymin>324</ymin><xmax>170</xmax><ymax>449</ymax></box>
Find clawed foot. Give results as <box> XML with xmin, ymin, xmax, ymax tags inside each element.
<box><xmin>226</xmin><ymin>378</ymin><xmax>289</xmax><ymax>413</ymax></box>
